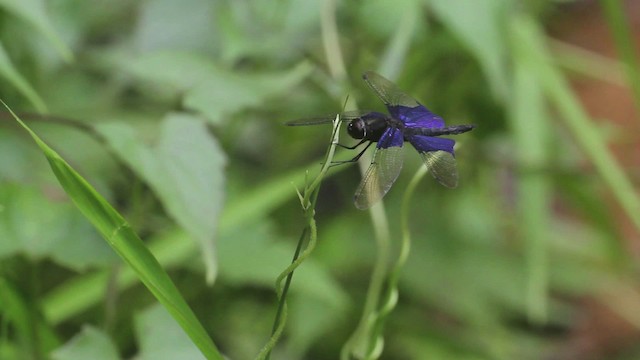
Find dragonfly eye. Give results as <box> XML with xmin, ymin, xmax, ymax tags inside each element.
<box><xmin>347</xmin><ymin>119</ymin><xmax>366</xmax><ymax>139</ymax></box>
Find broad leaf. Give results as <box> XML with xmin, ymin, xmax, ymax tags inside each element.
<box><xmin>124</xmin><ymin>51</ymin><xmax>312</xmax><ymax>123</ymax></box>
<box><xmin>97</xmin><ymin>113</ymin><xmax>226</xmax><ymax>283</ymax></box>
<box><xmin>0</xmin><ymin>183</ymin><xmax>116</xmax><ymax>270</ymax></box>
<box><xmin>50</xmin><ymin>326</ymin><xmax>119</xmax><ymax>360</ymax></box>
<box><xmin>135</xmin><ymin>304</ymin><xmax>205</xmax><ymax>360</ymax></box>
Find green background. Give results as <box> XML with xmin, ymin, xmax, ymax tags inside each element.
<box><xmin>1</xmin><ymin>0</ymin><xmax>639</xmax><ymax>359</ymax></box>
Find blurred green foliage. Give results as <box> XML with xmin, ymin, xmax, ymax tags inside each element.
<box><xmin>1</xmin><ymin>0</ymin><xmax>639</xmax><ymax>359</ymax></box>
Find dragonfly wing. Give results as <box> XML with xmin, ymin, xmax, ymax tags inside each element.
<box><xmin>409</xmin><ymin>135</ymin><xmax>455</xmax><ymax>154</ymax></box>
<box><xmin>409</xmin><ymin>135</ymin><xmax>458</xmax><ymax>188</ymax></box>
<box><xmin>285</xmin><ymin>117</ymin><xmax>334</xmax><ymax>126</ymax></box>
<box><xmin>398</xmin><ymin>106</ymin><xmax>445</xmax><ymax>128</ymax></box>
<box><xmin>363</xmin><ymin>71</ymin><xmax>419</xmax><ymax>108</ymax></box>
<box><xmin>354</xmin><ymin>127</ymin><xmax>404</xmax><ymax>209</ymax></box>
<box><xmin>363</xmin><ymin>71</ymin><xmax>445</xmax><ymax>128</ymax></box>
<box><xmin>285</xmin><ymin>110</ymin><xmax>375</xmax><ymax>126</ymax></box>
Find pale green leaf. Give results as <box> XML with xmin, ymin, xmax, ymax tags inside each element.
<box><xmin>184</xmin><ymin>61</ymin><xmax>312</xmax><ymax>122</ymax></box>
<box><xmin>124</xmin><ymin>51</ymin><xmax>312</xmax><ymax>123</ymax></box>
<box><xmin>217</xmin><ymin>220</ymin><xmax>348</xmax><ymax>308</ymax></box>
<box><xmin>133</xmin><ymin>0</ymin><xmax>218</xmax><ymax>54</ymax></box>
<box><xmin>0</xmin><ymin>183</ymin><xmax>117</xmax><ymax>270</ymax></box>
<box><xmin>135</xmin><ymin>304</ymin><xmax>206</xmax><ymax>360</ymax></box>
<box><xmin>50</xmin><ymin>326</ymin><xmax>120</xmax><ymax>360</ymax></box>
<box><xmin>96</xmin><ymin>113</ymin><xmax>226</xmax><ymax>283</ymax></box>
<box><xmin>0</xmin><ymin>0</ymin><xmax>73</xmax><ymax>61</ymax></box>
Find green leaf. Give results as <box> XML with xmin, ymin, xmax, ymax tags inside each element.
<box><xmin>217</xmin><ymin>220</ymin><xmax>347</xmax><ymax>307</ymax></box>
<box><xmin>3</xmin><ymin>101</ymin><xmax>223</xmax><ymax>360</ymax></box>
<box><xmin>135</xmin><ymin>304</ymin><xmax>206</xmax><ymax>360</ymax></box>
<box><xmin>357</xmin><ymin>0</ymin><xmax>424</xmax><ymax>39</ymax></box>
<box><xmin>124</xmin><ymin>51</ymin><xmax>312</xmax><ymax>123</ymax></box>
<box><xmin>0</xmin><ymin>0</ymin><xmax>73</xmax><ymax>62</ymax></box>
<box><xmin>42</xmin><ymin>162</ymin><xmax>349</xmax><ymax>327</ymax></box>
<box><xmin>0</xmin><ymin>183</ymin><xmax>116</xmax><ymax>270</ymax></box>
<box><xmin>0</xmin><ymin>41</ymin><xmax>47</xmax><ymax>111</ymax></box>
<box><xmin>50</xmin><ymin>326</ymin><xmax>119</xmax><ymax>360</ymax></box>
<box><xmin>133</xmin><ymin>0</ymin><xmax>218</xmax><ymax>54</ymax></box>
<box><xmin>97</xmin><ymin>113</ymin><xmax>226</xmax><ymax>283</ymax></box>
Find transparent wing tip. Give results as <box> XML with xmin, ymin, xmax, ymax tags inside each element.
<box><xmin>431</xmin><ymin>168</ymin><xmax>458</xmax><ymax>188</ymax></box>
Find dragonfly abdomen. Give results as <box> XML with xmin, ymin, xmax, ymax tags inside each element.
<box><xmin>405</xmin><ymin>124</ymin><xmax>475</xmax><ymax>137</ymax></box>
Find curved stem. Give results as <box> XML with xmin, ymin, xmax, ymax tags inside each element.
<box><xmin>257</xmin><ymin>115</ymin><xmax>341</xmax><ymax>360</ymax></box>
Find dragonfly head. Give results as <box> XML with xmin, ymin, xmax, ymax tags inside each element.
<box><xmin>347</xmin><ymin>119</ymin><xmax>366</xmax><ymax>139</ymax></box>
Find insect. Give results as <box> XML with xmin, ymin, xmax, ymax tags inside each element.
<box><xmin>287</xmin><ymin>71</ymin><xmax>475</xmax><ymax>209</ymax></box>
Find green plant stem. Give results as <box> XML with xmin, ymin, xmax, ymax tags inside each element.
<box><xmin>269</xmin><ymin>227</ymin><xmax>306</xmax><ymax>336</ymax></box>
<box><xmin>256</xmin><ymin>115</ymin><xmax>341</xmax><ymax>360</ymax></box>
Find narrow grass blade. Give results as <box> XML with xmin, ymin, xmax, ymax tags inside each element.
<box><xmin>2</xmin><ymin>101</ymin><xmax>223</xmax><ymax>360</ymax></box>
<box><xmin>600</xmin><ymin>0</ymin><xmax>640</xmax><ymax>114</ymax></box>
<box><xmin>509</xmin><ymin>39</ymin><xmax>552</xmax><ymax>323</ymax></box>
<box><xmin>0</xmin><ymin>41</ymin><xmax>47</xmax><ymax>112</ymax></box>
<box><xmin>510</xmin><ymin>17</ymin><xmax>640</xmax><ymax>234</ymax></box>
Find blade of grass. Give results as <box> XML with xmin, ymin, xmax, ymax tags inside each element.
<box><xmin>0</xmin><ymin>277</ymin><xmax>59</xmax><ymax>357</ymax></box>
<box><xmin>599</xmin><ymin>0</ymin><xmax>640</xmax><ymax>115</ymax></box>
<box><xmin>510</xmin><ymin>16</ymin><xmax>640</xmax><ymax>234</ymax></box>
<box><xmin>42</xmin><ymin>160</ymin><xmax>349</xmax><ymax>325</ymax></box>
<box><xmin>0</xmin><ymin>42</ymin><xmax>47</xmax><ymax>112</ymax></box>
<box><xmin>550</xmin><ymin>39</ymin><xmax>625</xmax><ymax>86</ymax></box>
<box><xmin>509</xmin><ymin>38</ymin><xmax>552</xmax><ymax>323</ymax></box>
<box><xmin>1</xmin><ymin>100</ymin><xmax>223</xmax><ymax>360</ymax></box>
<box><xmin>0</xmin><ymin>0</ymin><xmax>74</xmax><ymax>62</ymax></box>
<box><xmin>321</xmin><ymin>0</ymin><xmax>346</xmax><ymax>81</ymax></box>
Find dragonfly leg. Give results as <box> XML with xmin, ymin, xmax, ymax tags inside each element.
<box><xmin>336</xmin><ymin>139</ymin><xmax>367</xmax><ymax>150</ymax></box>
<box><xmin>329</xmin><ymin>141</ymin><xmax>373</xmax><ymax>167</ymax></box>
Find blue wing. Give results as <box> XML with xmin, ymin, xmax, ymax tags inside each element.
<box><xmin>409</xmin><ymin>135</ymin><xmax>458</xmax><ymax>188</ymax></box>
<box><xmin>354</xmin><ymin>127</ymin><xmax>404</xmax><ymax>209</ymax></box>
<box><xmin>394</xmin><ymin>105</ymin><xmax>445</xmax><ymax>129</ymax></box>
<box><xmin>362</xmin><ymin>71</ymin><xmax>444</xmax><ymax>128</ymax></box>
<box><xmin>409</xmin><ymin>135</ymin><xmax>455</xmax><ymax>154</ymax></box>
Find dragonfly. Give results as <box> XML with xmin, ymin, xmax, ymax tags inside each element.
<box><xmin>287</xmin><ymin>71</ymin><xmax>475</xmax><ymax>210</ymax></box>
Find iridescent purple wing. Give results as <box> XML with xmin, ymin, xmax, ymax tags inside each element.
<box><xmin>394</xmin><ymin>105</ymin><xmax>445</xmax><ymax>129</ymax></box>
<box><xmin>362</xmin><ymin>71</ymin><xmax>444</xmax><ymax>129</ymax></box>
<box><xmin>408</xmin><ymin>135</ymin><xmax>458</xmax><ymax>188</ymax></box>
<box><xmin>354</xmin><ymin>127</ymin><xmax>404</xmax><ymax>209</ymax></box>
